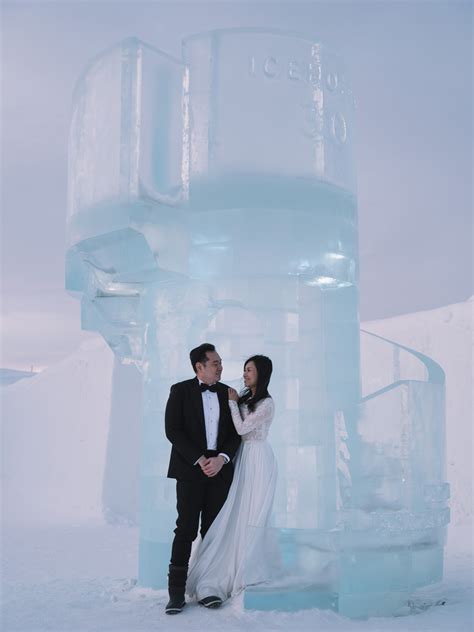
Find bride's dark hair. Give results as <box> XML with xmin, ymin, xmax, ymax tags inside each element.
<box><xmin>238</xmin><ymin>355</ymin><xmax>273</xmax><ymax>412</ymax></box>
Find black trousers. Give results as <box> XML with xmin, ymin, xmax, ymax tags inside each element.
<box><xmin>170</xmin><ymin>473</ymin><xmax>231</xmax><ymax>568</ymax></box>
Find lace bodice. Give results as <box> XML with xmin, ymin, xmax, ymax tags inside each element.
<box><xmin>228</xmin><ymin>397</ymin><xmax>274</xmax><ymax>442</ymax></box>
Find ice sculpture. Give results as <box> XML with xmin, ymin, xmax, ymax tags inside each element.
<box><xmin>66</xmin><ymin>30</ymin><xmax>449</xmax><ymax>618</ymax></box>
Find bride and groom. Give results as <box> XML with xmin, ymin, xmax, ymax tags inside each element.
<box><xmin>164</xmin><ymin>342</ymin><xmax>277</xmax><ymax>614</ymax></box>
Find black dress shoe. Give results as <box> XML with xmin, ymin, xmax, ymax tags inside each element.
<box><xmin>165</xmin><ymin>596</ymin><xmax>186</xmax><ymax>614</ymax></box>
<box><xmin>198</xmin><ymin>595</ymin><xmax>222</xmax><ymax>609</ymax></box>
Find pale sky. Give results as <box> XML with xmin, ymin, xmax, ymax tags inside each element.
<box><xmin>1</xmin><ymin>0</ymin><xmax>472</xmax><ymax>369</ymax></box>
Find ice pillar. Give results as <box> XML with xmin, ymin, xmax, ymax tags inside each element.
<box><xmin>66</xmin><ymin>30</ymin><xmax>449</xmax><ymax>618</ymax></box>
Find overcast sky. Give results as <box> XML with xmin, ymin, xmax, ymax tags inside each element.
<box><xmin>1</xmin><ymin>0</ymin><xmax>472</xmax><ymax>369</ymax></box>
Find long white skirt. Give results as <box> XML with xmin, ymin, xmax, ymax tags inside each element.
<box><xmin>186</xmin><ymin>439</ymin><xmax>278</xmax><ymax>601</ymax></box>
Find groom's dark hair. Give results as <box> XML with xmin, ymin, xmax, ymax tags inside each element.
<box><xmin>190</xmin><ymin>343</ymin><xmax>216</xmax><ymax>373</ymax></box>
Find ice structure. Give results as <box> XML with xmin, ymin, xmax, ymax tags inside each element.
<box><xmin>66</xmin><ymin>30</ymin><xmax>449</xmax><ymax>618</ymax></box>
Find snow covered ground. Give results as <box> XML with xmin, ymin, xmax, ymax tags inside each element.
<box><xmin>1</xmin><ymin>298</ymin><xmax>472</xmax><ymax>630</ymax></box>
<box><xmin>2</xmin><ymin>524</ymin><xmax>472</xmax><ymax>631</ymax></box>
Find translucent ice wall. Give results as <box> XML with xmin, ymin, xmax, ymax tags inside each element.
<box><xmin>244</xmin><ymin>330</ymin><xmax>448</xmax><ymax>616</ymax></box>
<box><xmin>66</xmin><ymin>30</ymin><xmax>449</xmax><ymax>618</ymax></box>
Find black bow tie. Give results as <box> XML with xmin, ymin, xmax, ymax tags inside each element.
<box><xmin>200</xmin><ymin>383</ymin><xmax>218</xmax><ymax>393</ymax></box>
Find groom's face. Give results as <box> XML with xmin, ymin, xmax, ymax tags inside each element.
<box><xmin>197</xmin><ymin>351</ymin><xmax>223</xmax><ymax>385</ymax></box>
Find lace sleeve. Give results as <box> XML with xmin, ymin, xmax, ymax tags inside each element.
<box><xmin>228</xmin><ymin>398</ymin><xmax>274</xmax><ymax>435</ymax></box>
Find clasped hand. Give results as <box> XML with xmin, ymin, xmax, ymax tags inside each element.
<box><xmin>198</xmin><ymin>455</ymin><xmax>224</xmax><ymax>477</ymax></box>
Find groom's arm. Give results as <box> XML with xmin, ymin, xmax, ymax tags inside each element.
<box><xmin>165</xmin><ymin>384</ymin><xmax>203</xmax><ymax>465</ymax></box>
<box><xmin>219</xmin><ymin>412</ymin><xmax>241</xmax><ymax>462</ymax></box>
<box><xmin>220</xmin><ymin>435</ymin><xmax>241</xmax><ymax>462</ymax></box>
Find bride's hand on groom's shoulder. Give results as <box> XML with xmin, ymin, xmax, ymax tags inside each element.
<box><xmin>228</xmin><ymin>388</ymin><xmax>239</xmax><ymax>401</ymax></box>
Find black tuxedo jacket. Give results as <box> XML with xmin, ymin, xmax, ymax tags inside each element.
<box><xmin>165</xmin><ymin>377</ymin><xmax>241</xmax><ymax>481</ymax></box>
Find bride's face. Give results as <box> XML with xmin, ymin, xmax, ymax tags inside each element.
<box><xmin>243</xmin><ymin>361</ymin><xmax>258</xmax><ymax>390</ymax></box>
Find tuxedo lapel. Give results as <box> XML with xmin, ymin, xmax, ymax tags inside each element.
<box><xmin>190</xmin><ymin>378</ymin><xmax>206</xmax><ymax>440</ymax></box>
<box><xmin>216</xmin><ymin>385</ymin><xmax>228</xmax><ymax>445</ymax></box>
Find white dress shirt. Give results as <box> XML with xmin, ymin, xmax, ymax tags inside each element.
<box><xmin>201</xmin><ymin>386</ymin><xmax>220</xmax><ymax>450</ymax></box>
<box><xmin>196</xmin><ymin>381</ymin><xmax>230</xmax><ymax>465</ymax></box>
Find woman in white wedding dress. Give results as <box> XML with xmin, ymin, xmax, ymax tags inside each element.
<box><xmin>186</xmin><ymin>354</ymin><xmax>277</xmax><ymax>604</ymax></box>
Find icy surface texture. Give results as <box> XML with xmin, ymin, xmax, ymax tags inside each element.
<box><xmin>66</xmin><ymin>30</ymin><xmax>448</xmax><ymax>618</ymax></box>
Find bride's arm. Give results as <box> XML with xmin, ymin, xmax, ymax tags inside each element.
<box><xmin>228</xmin><ymin>398</ymin><xmax>274</xmax><ymax>435</ymax></box>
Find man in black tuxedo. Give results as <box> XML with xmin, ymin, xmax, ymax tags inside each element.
<box><xmin>164</xmin><ymin>343</ymin><xmax>241</xmax><ymax>614</ymax></box>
